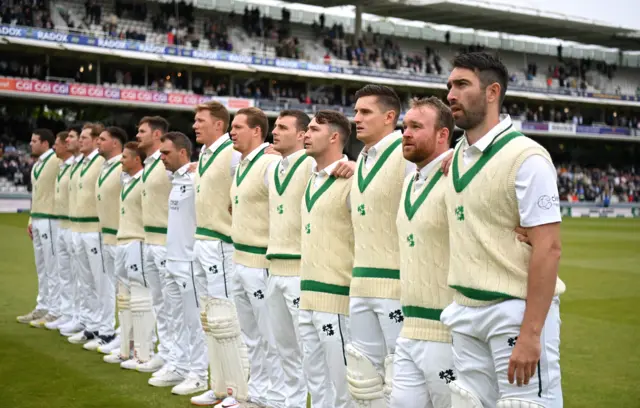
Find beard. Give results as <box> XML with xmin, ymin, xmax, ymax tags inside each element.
<box><xmin>454</xmin><ymin>97</ymin><xmax>487</xmax><ymax>130</ymax></box>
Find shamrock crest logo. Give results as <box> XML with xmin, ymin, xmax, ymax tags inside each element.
<box><xmin>439</xmin><ymin>369</ymin><xmax>456</xmax><ymax>384</ymax></box>
<box><xmin>196</xmin><ymin>185</ymin><xmax>201</xmax><ymax>193</ymax></box>
<box><xmin>97</xmin><ymin>194</ymin><xmax>101</xmax><ymax>201</ymax></box>
<box><xmin>277</xmin><ymin>204</ymin><xmax>284</xmax><ymax>215</ymax></box>
<box><xmin>129</xmin><ymin>264</ymin><xmax>139</xmax><ymax>272</ymax></box>
<box><xmin>180</xmin><ymin>185</ymin><xmax>187</xmax><ymax>194</ymax></box>
<box><xmin>305</xmin><ymin>223</ymin><xmax>311</xmax><ymax>234</ymax></box>
<box><xmin>407</xmin><ymin>234</ymin><xmax>415</xmax><ymax>247</ymax></box>
<box><xmin>90</xmin><ymin>247</ymin><xmax>98</xmax><ymax>255</ymax></box>
<box><xmin>121</xmin><ymin>208</ymin><xmax>125</xmax><ymax>215</ymax></box>
<box><xmin>234</xmin><ymin>195</ymin><xmax>238</xmax><ymax>205</ymax></box>
<box><xmin>507</xmin><ymin>336</ymin><xmax>518</xmax><ymax>347</ymax></box>
<box><xmin>389</xmin><ymin>309</ymin><xmax>404</xmax><ymax>323</ymax></box>
<box><xmin>293</xmin><ymin>297</ymin><xmax>300</xmax><ymax>308</ymax></box>
<box><xmin>208</xmin><ymin>265</ymin><xmax>219</xmax><ymax>274</ymax></box>
<box><xmin>357</xmin><ymin>204</ymin><xmax>366</xmax><ymax>216</ymax></box>
<box><xmin>41</xmin><ymin>233</ymin><xmax>48</xmax><ymax>240</ymax></box>
<box><xmin>160</xmin><ymin>260</ymin><xmax>166</xmax><ymax>267</ymax></box>
<box><xmin>322</xmin><ymin>324</ymin><xmax>335</xmax><ymax>336</ymax></box>
<box><xmin>253</xmin><ymin>290</ymin><xmax>264</xmax><ymax>300</ymax></box>
<box><xmin>455</xmin><ymin>205</ymin><xmax>465</xmax><ymax>221</ymax></box>
<box><xmin>142</xmin><ymin>190</ymin><xmax>147</xmax><ymax>197</ymax></box>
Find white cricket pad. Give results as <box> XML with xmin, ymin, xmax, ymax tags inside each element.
<box><xmin>130</xmin><ymin>284</ymin><xmax>154</xmax><ymax>363</ymax></box>
<box><xmin>203</xmin><ymin>300</ymin><xmax>227</xmax><ymax>399</ymax></box>
<box><xmin>208</xmin><ymin>297</ymin><xmax>249</xmax><ymax>402</ymax></box>
<box><xmin>449</xmin><ymin>381</ymin><xmax>484</xmax><ymax>408</ymax></box>
<box><xmin>383</xmin><ymin>353</ymin><xmax>394</xmax><ymax>398</ymax></box>
<box><xmin>497</xmin><ymin>399</ymin><xmax>545</xmax><ymax>408</ymax></box>
<box><xmin>345</xmin><ymin>344</ymin><xmax>386</xmax><ymax>407</ymax></box>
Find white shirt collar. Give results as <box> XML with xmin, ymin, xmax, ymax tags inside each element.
<box><xmin>144</xmin><ymin>149</ymin><xmax>161</xmax><ymax>165</ymax></box>
<box><xmin>84</xmin><ymin>149</ymin><xmax>99</xmax><ymax>162</ymax></box>
<box><xmin>462</xmin><ymin>115</ymin><xmax>512</xmax><ymax>152</ymax></box>
<box><xmin>241</xmin><ymin>143</ymin><xmax>269</xmax><ymax>164</ymax></box>
<box><xmin>416</xmin><ymin>149</ymin><xmax>453</xmax><ymax>183</ymax></box>
<box><xmin>201</xmin><ymin>133</ymin><xmax>230</xmax><ymax>156</ymax></box>
<box><xmin>175</xmin><ymin>162</ymin><xmax>192</xmax><ymax>177</ymax></box>
<box><xmin>280</xmin><ymin>149</ymin><xmax>305</xmax><ymax>173</ymax></box>
<box><xmin>74</xmin><ymin>154</ymin><xmax>84</xmax><ymax>163</ymax></box>
<box><xmin>37</xmin><ymin>148</ymin><xmax>55</xmax><ymax>163</ymax></box>
<box><xmin>62</xmin><ymin>155</ymin><xmax>75</xmax><ymax>166</ymax></box>
<box><xmin>363</xmin><ymin>130</ymin><xmax>402</xmax><ymax>159</ymax></box>
<box><xmin>104</xmin><ymin>153</ymin><xmax>122</xmax><ymax>167</ymax></box>
<box><xmin>312</xmin><ymin>155</ymin><xmax>348</xmax><ymax>178</ymax></box>
<box><xmin>123</xmin><ymin>168</ymin><xmax>143</xmax><ymax>184</ymax></box>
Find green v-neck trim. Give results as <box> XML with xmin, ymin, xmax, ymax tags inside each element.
<box><xmin>69</xmin><ymin>160</ymin><xmax>83</xmax><ymax>179</ymax></box>
<box><xmin>304</xmin><ymin>176</ymin><xmax>337</xmax><ymax>212</ymax></box>
<box><xmin>357</xmin><ymin>137</ymin><xmax>402</xmax><ymax>193</ymax></box>
<box><xmin>404</xmin><ymin>170</ymin><xmax>444</xmax><ymax>221</ymax></box>
<box><xmin>98</xmin><ymin>161</ymin><xmax>121</xmax><ymax>186</ymax></box>
<box><xmin>33</xmin><ymin>151</ymin><xmax>54</xmax><ymax>180</ymax></box>
<box><xmin>80</xmin><ymin>154</ymin><xmax>100</xmax><ymax>178</ymax></box>
<box><xmin>142</xmin><ymin>158</ymin><xmax>160</xmax><ymax>182</ymax></box>
<box><xmin>274</xmin><ymin>153</ymin><xmax>310</xmax><ymax>196</ymax></box>
<box><xmin>199</xmin><ymin>140</ymin><xmax>233</xmax><ymax>177</ymax></box>
<box><xmin>452</xmin><ymin>128</ymin><xmax>521</xmax><ymax>193</ymax></box>
<box><xmin>121</xmin><ymin>178</ymin><xmax>140</xmax><ymax>201</ymax></box>
<box><xmin>57</xmin><ymin>164</ymin><xmax>71</xmax><ymax>182</ymax></box>
<box><xmin>236</xmin><ymin>148</ymin><xmax>266</xmax><ymax>187</ymax></box>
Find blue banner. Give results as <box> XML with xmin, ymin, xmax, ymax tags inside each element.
<box><xmin>576</xmin><ymin>125</ymin><xmax>632</xmax><ymax>136</ymax></box>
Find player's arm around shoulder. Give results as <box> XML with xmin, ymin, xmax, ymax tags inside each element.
<box><xmin>331</xmin><ymin>160</ymin><xmax>356</xmax><ymax>179</ymax></box>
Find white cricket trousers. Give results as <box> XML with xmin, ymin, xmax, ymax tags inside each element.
<box><xmin>31</xmin><ymin>218</ymin><xmax>58</xmax><ymax>312</ymax></box>
<box><xmin>266</xmin><ymin>275</ymin><xmax>307</xmax><ymax>408</ymax></box>
<box><xmin>56</xmin><ymin>226</ymin><xmax>75</xmax><ymax>321</ymax></box>
<box><xmin>193</xmin><ymin>240</ymin><xmax>235</xmax><ymax>300</ymax></box>
<box><xmin>440</xmin><ymin>298</ymin><xmax>563</xmax><ymax>408</ymax></box>
<box><xmin>390</xmin><ymin>337</ymin><xmax>454</xmax><ymax>408</ymax></box>
<box><xmin>164</xmin><ymin>259</ymin><xmax>208</xmax><ymax>378</ymax></box>
<box><xmin>233</xmin><ymin>264</ymin><xmax>286</xmax><ymax>408</ymax></box>
<box><xmin>72</xmin><ymin>230</ymin><xmax>106</xmax><ymax>332</ymax></box>
<box><xmin>143</xmin><ymin>243</ymin><xmax>175</xmax><ymax>364</ymax></box>
<box><xmin>99</xmin><ymin>244</ymin><xmax>118</xmax><ymax>336</ymax></box>
<box><xmin>299</xmin><ymin>309</ymin><xmax>353</xmax><ymax>408</ymax></box>
<box><xmin>349</xmin><ymin>297</ymin><xmax>404</xmax><ymax>372</ymax></box>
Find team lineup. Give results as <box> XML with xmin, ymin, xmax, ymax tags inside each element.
<box><xmin>17</xmin><ymin>52</ymin><xmax>564</xmax><ymax>408</ymax></box>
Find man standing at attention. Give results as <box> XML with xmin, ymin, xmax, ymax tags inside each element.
<box><xmin>391</xmin><ymin>97</ymin><xmax>456</xmax><ymax>408</ymax></box>
<box><xmin>135</xmin><ymin>116</ymin><xmax>176</xmax><ymax>375</ymax></box>
<box><xmin>43</xmin><ymin>131</ymin><xmax>77</xmax><ymax>331</ymax></box>
<box><xmin>18</xmin><ymin>129</ymin><xmax>60</xmax><ymax>326</ymax></box>
<box><xmin>68</xmin><ymin>123</ymin><xmax>107</xmax><ymax>345</ymax></box>
<box><xmin>441</xmin><ymin>52</ymin><xmax>564</xmax><ymax>408</ymax></box>
<box><xmin>85</xmin><ymin>126</ymin><xmax>126</xmax><ymax>352</ymax></box>
<box><xmin>189</xmin><ymin>101</ymin><xmax>247</xmax><ymax>407</ymax></box>
<box><xmin>299</xmin><ymin>110</ymin><xmax>354</xmax><ymax>408</ymax></box>
<box><xmin>347</xmin><ymin>85</ymin><xmax>416</xmax><ymax>407</ymax></box>
<box><xmin>229</xmin><ymin>107</ymin><xmax>285</xmax><ymax>408</ymax></box>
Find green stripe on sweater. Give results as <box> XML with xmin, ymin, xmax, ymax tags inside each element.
<box><xmin>352</xmin><ymin>267</ymin><xmax>400</xmax><ymax>280</ymax></box>
<box><xmin>301</xmin><ymin>280</ymin><xmax>350</xmax><ymax>296</ymax></box>
<box><xmin>234</xmin><ymin>243</ymin><xmax>268</xmax><ymax>255</ymax></box>
<box><xmin>402</xmin><ymin>306</ymin><xmax>443</xmax><ymax>321</ymax></box>
<box><xmin>195</xmin><ymin>227</ymin><xmax>233</xmax><ymax>244</ymax></box>
<box><xmin>450</xmin><ymin>285</ymin><xmax>518</xmax><ymax>302</ymax></box>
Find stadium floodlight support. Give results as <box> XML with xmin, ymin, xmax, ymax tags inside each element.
<box><xmin>355</xmin><ymin>4</ymin><xmax>362</xmax><ymax>41</ymax></box>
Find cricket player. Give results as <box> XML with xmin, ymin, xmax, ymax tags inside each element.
<box><xmin>17</xmin><ymin>129</ymin><xmax>60</xmax><ymax>326</ymax></box>
<box><xmin>347</xmin><ymin>85</ymin><xmax>416</xmax><ymax>406</ymax></box>
<box><xmin>229</xmin><ymin>107</ymin><xmax>286</xmax><ymax>408</ymax></box>
<box><xmin>135</xmin><ymin>116</ymin><xmax>176</xmax><ymax>374</ymax></box>
<box><xmin>43</xmin><ymin>131</ymin><xmax>77</xmax><ymax>331</ymax></box>
<box><xmin>148</xmin><ymin>132</ymin><xmax>207</xmax><ymax>394</ymax></box>
<box><xmin>68</xmin><ymin>123</ymin><xmax>108</xmax><ymax>345</ymax></box>
<box><xmin>189</xmin><ymin>101</ymin><xmax>248</xmax><ymax>406</ymax></box>
<box><xmin>441</xmin><ymin>52</ymin><xmax>564</xmax><ymax>408</ymax></box>
<box><xmin>82</xmin><ymin>126</ymin><xmax>126</xmax><ymax>352</ymax></box>
<box><xmin>391</xmin><ymin>97</ymin><xmax>456</xmax><ymax>408</ymax></box>
<box><xmin>58</xmin><ymin>127</ymin><xmax>87</xmax><ymax>336</ymax></box>
<box><xmin>299</xmin><ymin>110</ymin><xmax>354</xmax><ymax>408</ymax></box>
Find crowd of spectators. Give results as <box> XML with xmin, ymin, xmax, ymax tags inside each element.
<box><xmin>1</xmin><ymin>0</ymin><xmax>53</xmax><ymax>29</ymax></box>
<box><xmin>557</xmin><ymin>164</ymin><xmax>639</xmax><ymax>203</ymax></box>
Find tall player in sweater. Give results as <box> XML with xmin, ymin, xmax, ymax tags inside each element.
<box><xmin>189</xmin><ymin>101</ymin><xmax>248</xmax><ymax>407</ymax></box>
<box><xmin>347</xmin><ymin>85</ymin><xmax>416</xmax><ymax>407</ymax></box>
<box><xmin>85</xmin><ymin>127</ymin><xmax>127</xmax><ymax>353</ymax></box>
<box><xmin>68</xmin><ymin>123</ymin><xmax>108</xmax><ymax>345</ymax></box>
<box><xmin>18</xmin><ymin>129</ymin><xmax>60</xmax><ymax>325</ymax></box>
<box><xmin>43</xmin><ymin>131</ymin><xmax>77</xmax><ymax>331</ymax></box>
<box><xmin>230</xmin><ymin>107</ymin><xmax>286</xmax><ymax>408</ymax></box>
<box><xmin>441</xmin><ymin>52</ymin><xmax>564</xmax><ymax>408</ymax></box>
<box><xmin>391</xmin><ymin>97</ymin><xmax>456</xmax><ymax>408</ymax></box>
<box><xmin>135</xmin><ymin>116</ymin><xmax>176</xmax><ymax>374</ymax></box>
<box><xmin>300</xmin><ymin>110</ymin><xmax>354</xmax><ymax>408</ymax></box>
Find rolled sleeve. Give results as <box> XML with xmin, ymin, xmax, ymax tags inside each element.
<box><xmin>515</xmin><ymin>155</ymin><xmax>562</xmax><ymax>227</ymax></box>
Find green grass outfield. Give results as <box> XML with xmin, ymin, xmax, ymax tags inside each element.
<box><xmin>0</xmin><ymin>213</ymin><xmax>639</xmax><ymax>407</ymax></box>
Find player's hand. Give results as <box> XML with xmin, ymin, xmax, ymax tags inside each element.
<box><xmin>265</xmin><ymin>144</ymin><xmax>280</xmax><ymax>156</ymax></box>
<box><xmin>27</xmin><ymin>224</ymin><xmax>33</xmax><ymax>240</ymax></box>
<box><xmin>440</xmin><ymin>150</ymin><xmax>454</xmax><ymax>176</ymax></box>
<box><xmin>515</xmin><ymin>226</ymin><xmax>531</xmax><ymax>246</ymax></box>
<box><xmin>228</xmin><ymin>205</ymin><xmax>232</xmax><ymax>215</ymax></box>
<box><xmin>508</xmin><ymin>333</ymin><xmax>541</xmax><ymax>387</ymax></box>
<box><xmin>187</xmin><ymin>162</ymin><xmax>197</xmax><ymax>173</ymax></box>
<box><xmin>331</xmin><ymin>161</ymin><xmax>355</xmax><ymax>178</ymax></box>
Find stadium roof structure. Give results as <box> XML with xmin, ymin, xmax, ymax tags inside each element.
<box><xmin>280</xmin><ymin>0</ymin><xmax>640</xmax><ymax>49</ymax></box>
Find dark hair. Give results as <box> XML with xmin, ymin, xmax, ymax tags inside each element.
<box><xmin>161</xmin><ymin>131</ymin><xmax>193</xmax><ymax>157</ymax></box>
<box><xmin>236</xmin><ymin>107</ymin><xmax>269</xmax><ymax>141</ymax></box>
<box><xmin>67</xmin><ymin>124</ymin><xmax>82</xmax><ymax>136</ymax></box>
<box><xmin>82</xmin><ymin>122</ymin><xmax>104</xmax><ymax>138</ymax></box>
<box><xmin>56</xmin><ymin>131</ymin><xmax>69</xmax><ymax>142</ymax></box>
<box><xmin>105</xmin><ymin>126</ymin><xmax>128</xmax><ymax>147</ymax></box>
<box><xmin>452</xmin><ymin>52</ymin><xmax>509</xmax><ymax>106</ymax></box>
<box><xmin>278</xmin><ymin>109</ymin><xmax>311</xmax><ymax>132</ymax></box>
<box><xmin>139</xmin><ymin>116</ymin><xmax>170</xmax><ymax>134</ymax></box>
<box><xmin>355</xmin><ymin>84</ymin><xmax>402</xmax><ymax>124</ymax></box>
<box><xmin>196</xmin><ymin>101</ymin><xmax>230</xmax><ymax>131</ymax></box>
<box><xmin>410</xmin><ymin>97</ymin><xmax>455</xmax><ymax>144</ymax></box>
<box><xmin>124</xmin><ymin>141</ymin><xmax>147</xmax><ymax>163</ymax></box>
<box><xmin>32</xmin><ymin>128</ymin><xmax>55</xmax><ymax>147</ymax></box>
<box><xmin>314</xmin><ymin>110</ymin><xmax>351</xmax><ymax>146</ymax></box>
